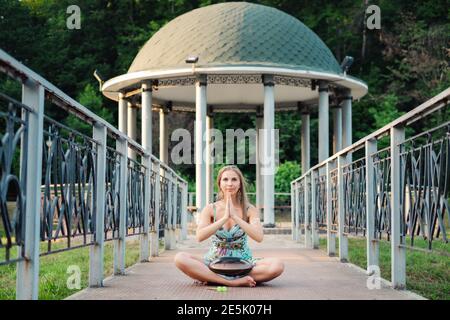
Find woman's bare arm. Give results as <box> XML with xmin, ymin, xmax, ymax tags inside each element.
<box><xmin>231</xmin><ymin>205</ymin><xmax>264</xmax><ymax>243</ymax></box>
<box><xmin>196</xmin><ymin>204</ymin><xmax>228</xmax><ymax>242</ymax></box>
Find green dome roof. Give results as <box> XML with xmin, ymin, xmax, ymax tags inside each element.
<box><xmin>128</xmin><ymin>2</ymin><xmax>342</xmax><ymax>75</ymax></box>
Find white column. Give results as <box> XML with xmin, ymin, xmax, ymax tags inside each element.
<box><xmin>342</xmin><ymin>90</ymin><xmax>352</xmax><ymax>149</ymax></box>
<box><xmin>16</xmin><ymin>83</ymin><xmax>44</xmax><ymax>300</ymax></box>
<box><xmin>140</xmin><ymin>82</ymin><xmax>152</xmax><ymax>262</ymax></box>
<box><xmin>318</xmin><ymin>81</ymin><xmax>329</xmax><ymax>163</ymax></box>
<box><xmin>391</xmin><ymin>126</ymin><xmax>406</xmax><ymax>289</ymax></box>
<box><xmin>195</xmin><ymin>75</ymin><xmax>207</xmax><ymax>212</ymax></box>
<box><xmin>256</xmin><ymin>112</ymin><xmax>264</xmax><ymax>219</ymax></box>
<box><xmin>206</xmin><ymin>109</ymin><xmax>214</xmax><ymax>203</ymax></box>
<box><xmin>118</xmin><ymin>93</ymin><xmax>127</xmax><ymax>134</ymax></box>
<box><xmin>159</xmin><ymin>107</ymin><xmax>169</xmax><ymax>164</ymax></box>
<box><xmin>127</xmin><ymin>102</ymin><xmax>137</xmax><ymax>160</ymax></box>
<box><xmin>301</xmin><ymin>110</ymin><xmax>310</xmax><ymax>173</ymax></box>
<box><xmin>141</xmin><ymin>82</ymin><xmax>152</xmax><ymax>154</ymax></box>
<box><xmin>332</xmin><ymin>105</ymin><xmax>342</xmax><ymax>154</ymax></box>
<box><xmin>262</xmin><ymin>75</ymin><xmax>275</xmax><ymax>227</ymax></box>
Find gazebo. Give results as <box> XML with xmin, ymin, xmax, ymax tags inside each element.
<box><xmin>101</xmin><ymin>2</ymin><xmax>368</xmax><ymax>226</ymax></box>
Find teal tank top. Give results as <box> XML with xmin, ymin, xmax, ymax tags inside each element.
<box><xmin>203</xmin><ymin>203</ymin><xmax>255</xmax><ymax>265</ymax></box>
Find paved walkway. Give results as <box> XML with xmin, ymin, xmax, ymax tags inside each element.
<box><xmin>67</xmin><ymin>235</ymin><xmax>423</xmax><ymax>300</ymax></box>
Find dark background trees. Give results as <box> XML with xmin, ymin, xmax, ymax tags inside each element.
<box><xmin>1</xmin><ymin>0</ymin><xmax>448</xmax><ymax>191</ymax></box>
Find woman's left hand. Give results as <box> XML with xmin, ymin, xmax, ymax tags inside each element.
<box><xmin>228</xmin><ymin>199</ymin><xmax>239</xmax><ymax>220</ymax></box>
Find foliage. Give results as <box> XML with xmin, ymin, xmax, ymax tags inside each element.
<box><xmin>275</xmin><ymin>161</ymin><xmax>301</xmax><ymax>192</ymax></box>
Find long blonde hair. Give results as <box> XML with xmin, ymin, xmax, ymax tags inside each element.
<box><xmin>216</xmin><ymin>165</ymin><xmax>251</xmax><ymax>222</ymax></box>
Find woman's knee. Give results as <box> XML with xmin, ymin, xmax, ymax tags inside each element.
<box><xmin>174</xmin><ymin>252</ymin><xmax>189</xmax><ymax>268</ymax></box>
<box><xmin>271</xmin><ymin>259</ymin><xmax>284</xmax><ymax>277</ymax></box>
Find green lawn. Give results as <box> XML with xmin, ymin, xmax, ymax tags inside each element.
<box><xmin>0</xmin><ymin>238</ymin><xmax>145</xmax><ymax>300</ymax></box>
<box><xmin>318</xmin><ymin>236</ymin><xmax>450</xmax><ymax>300</ymax></box>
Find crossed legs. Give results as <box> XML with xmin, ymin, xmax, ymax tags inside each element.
<box><xmin>174</xmin><ymin>252</ymin><xmax>284</xmax><ymax>287</ymax></box>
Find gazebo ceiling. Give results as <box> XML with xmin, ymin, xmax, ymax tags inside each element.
<box><xmin>101</xmin><ymin>2</ymin><xmax>368</xmax><ymax>106</ymax></box>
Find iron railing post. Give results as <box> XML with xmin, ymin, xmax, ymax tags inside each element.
<box><xmin>365</xmin><ymin>138</ymin><xmax>379</xmax><ymax>272</ymax></box>
<box><xmin>89</xmin><ymin>123</ymin><xmax>107</xmax><ymax>287</ymax></box>
<box><xmin>326</xmin><ymin>161</ymin><xmax>336</xmax><ymax>256</ymax></box>
<box><xmin>16</xmin><ymin>82</ymin><xmax>44</xmax><ymax>300</ymax></box>
<box><xmin>390</xmin><ymin>125</ymin><xmax>406</xmax><ymax>289</ymax></box>
<box><xmin>151</xmin><ymin>161</ymin><xmax>161</xmax><ymax>257</ymax></box>
<box><xmin>311</xmin><ymin>171</ymin><xmax>319</xmax><ymax>248</ymax></box>
<box><xmin>304</xmin><ymin>175</ymin><xmax>312</xmax><ymax>248</ymax></box>
<box><xmin>114</xmin><ymin>138</ymin><xmax>127</xmax><ymax>274</ymax></box>
<box><xmin>291</xmin><ymin>182</ymin><xmax>296</xmax><ymax>241</ymax></box>
<box><xmin>180</xmin><ymin>182</ymin><xmax>188</xmax><ymax>240</ymax></box>
<box><xmin>165</xmin><ymin>171</ymin><xmax>172</xmax><ymax>250</ymax></box>
<box><xmin>171</xmin><ymin>173</ymin><xmax>178</xmax><ymax>249</ymax></box>
<box><xmin>337</xmin><ymin>155</ymin><xmax>348</xmax><ymax>262</ymax></box>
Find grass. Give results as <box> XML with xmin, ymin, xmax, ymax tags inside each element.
<box><xmin>0</xmin><ymin>237</ymin><xmax>145</xmax><ymax>300</ymax></box>
<box><xmin>318</xmin><ymin>235</ymin><xmax>450</xmax><ymax>300</ymax></box>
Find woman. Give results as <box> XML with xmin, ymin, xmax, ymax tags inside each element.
<box><xmin>174</xmin><ymin>165</ymin><xmax>284</xmax><ymax>287</ymax></box>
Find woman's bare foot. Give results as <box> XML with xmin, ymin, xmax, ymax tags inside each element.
<box><xmin>228</xmin><ymin>276</ymin><xmax>256</xmax><ymax>287</ymax></box>
<box><xmin>193</xmin><ymin>280</ymin><xmax>208</xmax><ymax>286</ymax></box>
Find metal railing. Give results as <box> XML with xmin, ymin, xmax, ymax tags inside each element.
<box><xmin>291</xmin><ymin>87</ymin><xmax>450</xmax><ymax>289</ymax></box>
<box><xmin>0</xmin><ymin>49</ymin><xmax>188</xmax><ymax>299</ymax></box>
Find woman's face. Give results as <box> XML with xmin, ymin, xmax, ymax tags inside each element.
<box><xmin>219</xmin><ymin>170</ymin><xmax>241</xmax><ymax>197</ymax></box>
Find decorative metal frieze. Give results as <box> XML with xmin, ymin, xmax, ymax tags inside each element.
<box><xmin>104</xmin><ymin>147</ymin><xmax>121</xmax><ymax>241</ymax></box>
<box><xmin>400</xmin><ymin>123</ymin><xmax>450</xmax><ymax>249</ymax></box>
<box><xmin>157</xmin><ymin>76</ymin><xmax>196</xmax><ymax>87</ymax></box>
<box><xmin>0</xmin><ymin>94</ymin><xmax>28</xmax><ymax>265</ymax></box>
<box><xmin>274</xmin><ymin>75</ymin><xmax>311</xmax><ymax>88</ymax></box>
<box><xmin>315</xmin><ymin>174</ymin><xmax>327</xmax><ymax>229</ymax></box>
<box><xmin>373</xmin><ymin>148</ymin><xmax>392</xmax><ymax>240</ymax></box>
<box><xmin>156</xmin><ymin>74</ymin><xmax>314</xmax><ymax>87</ymax></box>
<box><xmin>126</xmin><ymin>159</ymin><xmax>146</xmax><ymax>236</ymax></box>
<box><xmin>343</xmin><ymin>158</ymin><xmax>367</xmax><ymax>236</ymax></box>
<box><xmin>207</xmin><ymin>74</ymin><xmax>262</xmax><ymax>85</ymax></box>
<box><xmin>41</xmin><ymin>119</ymin><xmax>97</xmax><ymax>253</ymax></box>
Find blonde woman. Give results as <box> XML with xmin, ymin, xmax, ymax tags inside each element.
<box><xmin>174</xmin><ymin>165</ymin><xmax>284</xmax><ymax>287</ymax></box>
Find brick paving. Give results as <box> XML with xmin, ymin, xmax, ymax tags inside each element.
<box><xmin>67</xmin><ymin>234</ymin><xmax>424</xmax><ymax>300</ymax></box>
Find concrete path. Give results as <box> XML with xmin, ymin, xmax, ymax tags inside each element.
<box><xmin>67</xmin><ymin>235</ymin><xmax>423</xmax><ymax>300</ymax></box>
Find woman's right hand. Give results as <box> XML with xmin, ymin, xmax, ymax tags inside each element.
<box><xmin>224</xmin><ymin>193</ymin><xmax>231</xmax><ymax>220</ymax></box>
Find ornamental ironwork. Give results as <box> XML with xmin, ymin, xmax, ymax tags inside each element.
<box><xmin>400</xmin><ymin>123</ymin><xmax>450</xmax><ymax>249</ymax></box>
<box><xmin>41</xmin><ymin>119</ymin><xmax>97</xmax><ymax>254</ymax></box>
<box><xmin>0</xmin><ymin>94</ymin><xmax>28</xmax><ymax>265</ymax></box>
<box><xmin>342</xmin><ymin>158</ymin><xmax>366</xmax><ymax>236</ymax></box>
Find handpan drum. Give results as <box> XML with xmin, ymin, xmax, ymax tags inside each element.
<box><xmin>208</xmin><ymin>257</ymin><xmax>254</xmax><ymax>276</ymax></box>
